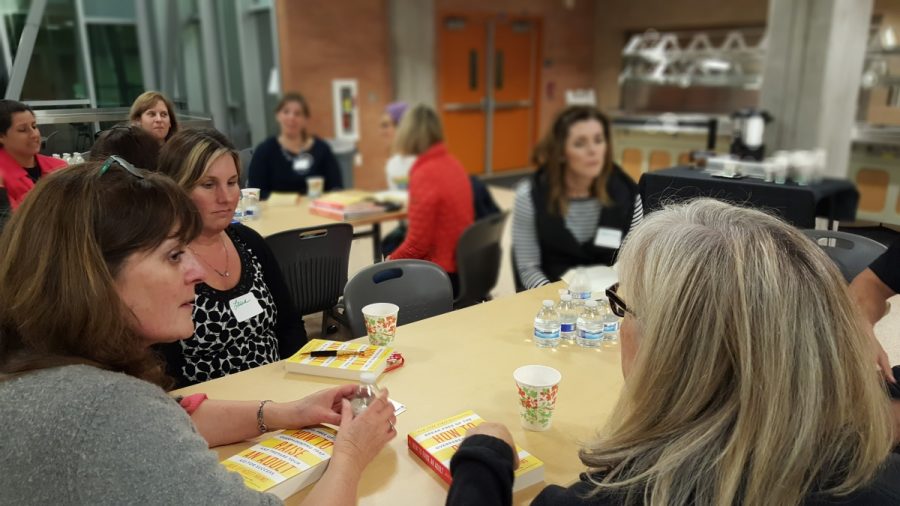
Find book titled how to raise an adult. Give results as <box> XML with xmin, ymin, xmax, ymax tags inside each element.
<box><xmin>284</xmin><ymin>339</ymin><xmax>394</xmax><ymax>380</ymax></box>
<box><xmin>221</xmin><ymin>426</ymin><xmax>336</xmax><ymax>499</ymax></box>
<box><xmin>407</xmin><ymin>410</ymin><xmax>545</xmax><ymax>492</ymax></box>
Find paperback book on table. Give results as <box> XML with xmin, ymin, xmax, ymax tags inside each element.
<box><xmin>221</xmin><ymin>426</ymin><xmax>336</xmax><ymax>499</ymax></box>
<box><xmin>407</xmin><ymin>410</ymin><xmax>545</xmax><ymax>492</ymax></box>
<box><xmin>284</xmin><ymin>339</ymin><xmax>394</xmax><ymax>380</ymax></box>
<box><xmin>310</xmin><ymin>190</ymin><xmax>377</xmax><ymax>210</ymax></box>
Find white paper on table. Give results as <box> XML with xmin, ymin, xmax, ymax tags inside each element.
<box><xmin>560</xmin><ymin>265</ymin><xmax>619</xmax><ymax>299</ymax></box>
<box><xmin>389</xmin><ymin>399</ymin><xmax>407</xmax><ymax>416</ymax></box>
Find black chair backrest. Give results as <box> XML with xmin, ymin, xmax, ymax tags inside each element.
<box><xmin>802</xmin><ymin>229</ymin><xmax>887</xmax><ymax>283</ymax></box>
<box><xmin>344</xmin><ymin>259</ymin><xmax>453</xmax><ymax>338</ymax></box>
<box><xmin>454</xmin><ymin>211</ymin><xmax>509</xmax><ymax>308</ymax></box>
<box><xmin>265</xmin><ymin>223</ymin><xmax>353</xmax><ymax>316</ymax></box>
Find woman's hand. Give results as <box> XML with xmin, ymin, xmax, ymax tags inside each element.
<box><xmin>331</xmin><ymin>389</ymin><xmax>397</xmax><ymax>477</ymax></box>
<box><xmin>266</xmin><ymin>384</ymin><xmax>358</xmax><ymax>430</ymax></box>
<box><xmin>465</xmin><ymin>422</ymin><xmax>519</xmax><ymax>469</ymax></box>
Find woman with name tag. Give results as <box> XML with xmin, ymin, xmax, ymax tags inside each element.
<box><xmin>448</xmin><ymin>199</ymin><xmax>900</xmax><ymax>505</ymax></box>
<box><xmin>512</xmin><ymin>106</ymin><xmax>643</xmax><ymax>291</ymax></box>
<box><xmin>156</xmin><ymin>128</ymin><xmax>306</xmax><ymax>387</ymax></box>
<box><xmin>0</xmin><ymin>162</ymin><xmax>396</xmax><ymax>504</ymax></box>
<box><xmin>247</xmin><ymin>92</ymin><xmax>343</xmax><ymax>200</ymax></box>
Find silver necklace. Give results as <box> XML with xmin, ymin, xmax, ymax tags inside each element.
<box><xmin>190</xmin><ymin>234</ymin><xmax>230</xmax><ymax>278</ymax></box>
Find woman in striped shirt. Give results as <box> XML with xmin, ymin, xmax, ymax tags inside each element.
<box><xmin>513</xmin><ymin>106</ymin><xmax>643</xmax><ymax>290</ymax></box>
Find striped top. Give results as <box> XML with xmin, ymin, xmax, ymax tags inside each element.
<box><xmin>513</xmin><ymin>179</ymin><xmax>644</xmax><ymax>289</ymax></box>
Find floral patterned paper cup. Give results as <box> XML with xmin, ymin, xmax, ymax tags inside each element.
<box><xmin>513</xmin><ymin>365</ymin><xmax>561</xmax><ymax>431</ymax></box>
<box><xmin>361</xmin><ymin>303</ymin><xmax>399</xmax><ymax>346</ymax></box>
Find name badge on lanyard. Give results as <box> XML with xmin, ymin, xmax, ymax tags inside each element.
<box><xmin>229</xmin><ymin>292</ymin><xmax>264</xmax><ymax>322</ymax></box>
<box><xmin>594</xmin><ymin>227</ymin><xmax>623</xmax><ymax>249</ymax></box>
<box><xmin>293</xmin><ymin>152</ymin><xmax>313</xmax><ymax>174</ymax></box>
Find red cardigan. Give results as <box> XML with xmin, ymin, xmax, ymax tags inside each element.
<box><xmin>0</xmin><ymin>149</ymin><xmax>67</xmax><ymax>210</ymax></box>
<box><xmin>389</xmin><ymin>143</ymin><xmax>474</xmax><ymax>273</ymax></box>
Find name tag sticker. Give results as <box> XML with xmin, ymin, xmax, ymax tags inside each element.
<box><xmin>229</xmin><ymin>292</ymin><xmax>264</xmax><ymax>322</ymax></box>
<box><xmin>293</xmin><ymin>154</ymin><xmax>313</xmax><ymax>173</ymax></box>
<box><xmin>594</xmin><ymin>227</ymin><xmax>623</xmax><ymax>249</ymax></box>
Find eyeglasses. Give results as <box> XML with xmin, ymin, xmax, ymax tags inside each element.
<box><xmin>606</xmin><ymin>282</ymin><xmax>634</xmax><ymax>318</ymax></box>
<box><xmin>99</xmin><ymin>155</ymin><xmax>144</xmax><ymax>179</ymax></box>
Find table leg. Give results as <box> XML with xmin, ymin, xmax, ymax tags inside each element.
<box><xmin>372</xmin><ymin>222</ymin><xmax>383</xmax><ymax>263</ymax></box>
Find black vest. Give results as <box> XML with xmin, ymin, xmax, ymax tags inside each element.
<box><xmin>530</xmin><ymin>164</ymin><xmax>638</xmax><ymax>282</ymax></box>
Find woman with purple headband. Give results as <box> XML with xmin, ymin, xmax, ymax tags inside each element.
<box><xmin>379</xmin><ymin>101</ymin><xmax>416</xmax><ymax>191</ymax></box>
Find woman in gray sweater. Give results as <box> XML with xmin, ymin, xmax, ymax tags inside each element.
<box><xmin>0</xmin><ymin>160</ymin><xmax>396</xmax><ymax>505</ymax></box>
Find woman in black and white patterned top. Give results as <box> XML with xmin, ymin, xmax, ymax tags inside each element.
<box><xmin>513</xmin><ymin>106</ymin><xmax>643</xmax><ymax>290</ymax></box>
<box><xmin>155</xmin><ymin>128</ymin><xmax>306</xmax><ymax>387</ymax></box>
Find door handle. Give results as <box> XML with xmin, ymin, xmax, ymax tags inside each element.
<box><xmin>443</xmin><ymin>101</ymin><xmax>486</xmax><ymax>112</ymax></box>
<box><xmin>493</xmin><ymin>100</ymin><xmax>532</xmax><ymax>110</ymax></box>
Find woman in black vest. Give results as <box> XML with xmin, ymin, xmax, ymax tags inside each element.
<box><xmin>512</xmin><ymin>106</ymin><xmax>643</xmax><ymax>290</ymax></box>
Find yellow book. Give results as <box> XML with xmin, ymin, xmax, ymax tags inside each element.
<box><xmin>221</xmin><ymin>426</ymin><xmax>336</xmax><ymax>499</ymax></box>
<box><xmin>407</xmin><ymin>410</ymin><xmax>545</xmax><ymax>492</ymax></box>
<box><xmin>284</xmin><ymin>339</ymin><xmax>394</xmax><ymax>380</ymax></box>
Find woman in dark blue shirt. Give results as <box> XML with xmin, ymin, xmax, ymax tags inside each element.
<box><xmin>247</xmin><ymin>92</ymin><xmax>343</xmax><ymax>199</ymax></box>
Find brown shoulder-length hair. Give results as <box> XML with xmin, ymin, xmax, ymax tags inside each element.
<box><xmin>0</xmin><ymin>162</ymin><xmax>201</xmax><ymax>388</ymax></box>
<box><xmin>129</xmin><ymin>91</ymin><xmax>179</xmax><ymax>141</ymax></box>
<box><xmin>532</xmin><ymin>106</ymin><xmax>615</xmax><ymax>215</ymax></box>
<box><xmin>275</xmin><ymin>92</ymin><xmax>311</xmax><ymax>142</ymax></box>
<box><xmin>89</xmin><ymin>124</ymin><xmax>161</xmax><ymax>171</ymax></box>
<box><xmin>393</xmin><ymin>104</ymin><xmax>443</xmax><ymax>156</ymax></box>
<box><xmin>156</xmin><ymin>128</ymin><xmax>240</xmax><ymax>190</ymax></box>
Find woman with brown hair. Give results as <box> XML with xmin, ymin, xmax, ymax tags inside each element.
<box><xmin>448</xmin><ymin>199</ymin><xmax>900</xmax><ymax>505</ymax></box>
<box><xmin>156</xmin><ymin>128</ymin><xmax>306</xmax><ymax>387</ymax></box>
<box><xmin>129</xmin><ymin>90</ymin><xmax>178</xmax><ymax>144</ymax></box>
<box><xmin>247</xmin><ymin>92</ymin><xmax>343</xmax><ymax>199</ymax></box>
<box><xmin>0</xmin><ymin>161</ymin><xmax>396</xmax><ymax>504</ymax></box>
<box><xmin>512</xmin><ymin>106</ymin><xmax>642</xmax><ymax>290</ymax></box>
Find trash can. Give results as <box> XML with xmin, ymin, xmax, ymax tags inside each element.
<box><xmin>326</xmin><ymin>138</ymin><xmax>356</xmax><ymax>189</ymax></box>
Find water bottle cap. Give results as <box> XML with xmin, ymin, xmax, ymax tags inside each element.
<box><xmin>585</xmin><ymin>300</ymin><xmax>598</xmax><ymax>307</ymax></box>
<box><xmin>542</xmin><ymin>300</ymin><xmax>554</xmax><ymax>307</ymax></box>
<box><xmin>360</xmin><ymin>372</ymin><xmax>377</xmax><ymax>384</ymax></box>
<box><xmin>557</xmin><ymin>288</ymin><xmax>568</xmax><ymax>295</ymax></box>
<box><xmin>560</xmin><ymin>293</ymin><xmax>572</xmax><ymax>301</ymax></box>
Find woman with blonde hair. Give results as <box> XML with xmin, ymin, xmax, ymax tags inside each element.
<box><xmin>448</xmin><ymin>198</ymin><xmax>900</xmax><ymax>505</ymax></box>
<box><xmin>387</xmin><ymin>104</ymin><xmax>473</xmax><ymax>293</ymax></box>
<box><xmin>0</xmin><ymin>161</ymin><xmax>396</xmax><ymax>504</ymax></box>
<box><xmin>130</xmin><ymin>90</ymin><xmax>178</xmax><ymax>143</ymax></box>
<box><xmin>156</xmin><ymin>128</ymin><xmax>305</xmax><ymax>387</ymax></box>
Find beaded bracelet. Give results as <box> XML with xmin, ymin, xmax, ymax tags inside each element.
<box><xmin>257</xmin><ymin>399</ymin><xmax>273</xmax><ymax>433</ymax></box>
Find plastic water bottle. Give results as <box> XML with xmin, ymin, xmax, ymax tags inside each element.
<box><xmin>349</xmin><ymin>372</ymin><xmax>380</xmax><ymax>415</ymax></box>
<box><xmin>558</xmin><ymin>293</ymin><xmax>577</xmax><ymax>343</ymax></box>
<box><xmin>599</xmin><ymin>300</ymin><xmax>620</xmax><ymax>342</ymax></box>
<box><xmin>568</xmin><ymin>267</ymin><xmax>592</xmax><ymax>306</ymax></box>
<box><xmin>576</xmin><ymin>300</ymin><xmax>603</xmax><ymax>348</ymax></box>
<box><xmin>71</xmin><ymin>152</ymin><xmax>84</xmax><ymax>164</ymax></box>
<box><xmin>557</xmin><ymin>288</ymin><xmax>569</xmax><ymax>300</ymax></box>
<box><xmin>232</xmin><ymin>193</ymin><xmax>245</xmax><ymax>223</ymax></box>
<box><xmin>533</xmin><ymin>300</ymin><xmax>561</xmax><ymax>348</ymax></box>
<box><xmin>62</xmin><ymin>153</ymin><xmax>72</xmax><ymax>164</ymax></box>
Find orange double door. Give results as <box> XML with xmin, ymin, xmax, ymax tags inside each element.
<box><xmin>437</xmin><ymin>13</ymin><xmax>541</xmax><ymax>175</ymax></box>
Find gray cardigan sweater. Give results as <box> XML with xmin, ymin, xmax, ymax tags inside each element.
<box><xmin>0</xmin><ymin>364</ymin><xmax>281</xmax><ymax>505</ymax></box>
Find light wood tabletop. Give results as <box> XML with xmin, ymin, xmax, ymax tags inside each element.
<box><xmin>174</xmin><ymin>282</ymin><xmax>625</xmax><ymax>505</ymax></box>
<box><xmin>244</xmin><ymin>193</ymin><xmax>407</xmax><ymax>263</ymax></box>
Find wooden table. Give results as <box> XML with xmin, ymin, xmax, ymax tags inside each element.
<box><xmin>247</xmin><ymin>195</ymin><xmax>407</xmax><ymax>263</ymax></box>
<box><xmin>174</xmin><ymin>282</ymin><xmax>625</xmax><ymax>505</ymax></box>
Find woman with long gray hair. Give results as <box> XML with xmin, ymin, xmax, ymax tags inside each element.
<box><xmin>448</xmin><ymin>198</ymin><xmax>900</xmax><ymax>505</ymax></box>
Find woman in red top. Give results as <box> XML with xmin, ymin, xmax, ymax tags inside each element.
<box><xmin>388</xmin><ymin>104</ymin><xmax>474</xmax><ymax>294</ymax></box>
<box><xmin>0</xmin><ymin>100</ymin><xmax>66</xmax><ymax>210</ymax></box>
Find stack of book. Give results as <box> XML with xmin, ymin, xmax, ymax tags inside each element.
<box><xmin>309</xmin><ymin>191</ymin><xmax>387</xmax><ymax>220</ymax></box>
<box><xmin>284</xmin><ymin>339</ymin><xmax>395</xmax><ymax>380</ymax></box>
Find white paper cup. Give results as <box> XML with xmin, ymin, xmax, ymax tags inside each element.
<box><xmin>513</xmin><ymin>365</ymin><xmax>561</xmax><ymax>431</ymax></box>
<box><xmin>361</xmin><ymin>303</ymin><xmax>399</xmax><ymax>346</ymax></box>
<box><xmin>307</xmin><ymin>176</ymin><xmax>325</xmax><ymax>198</ymax></box>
